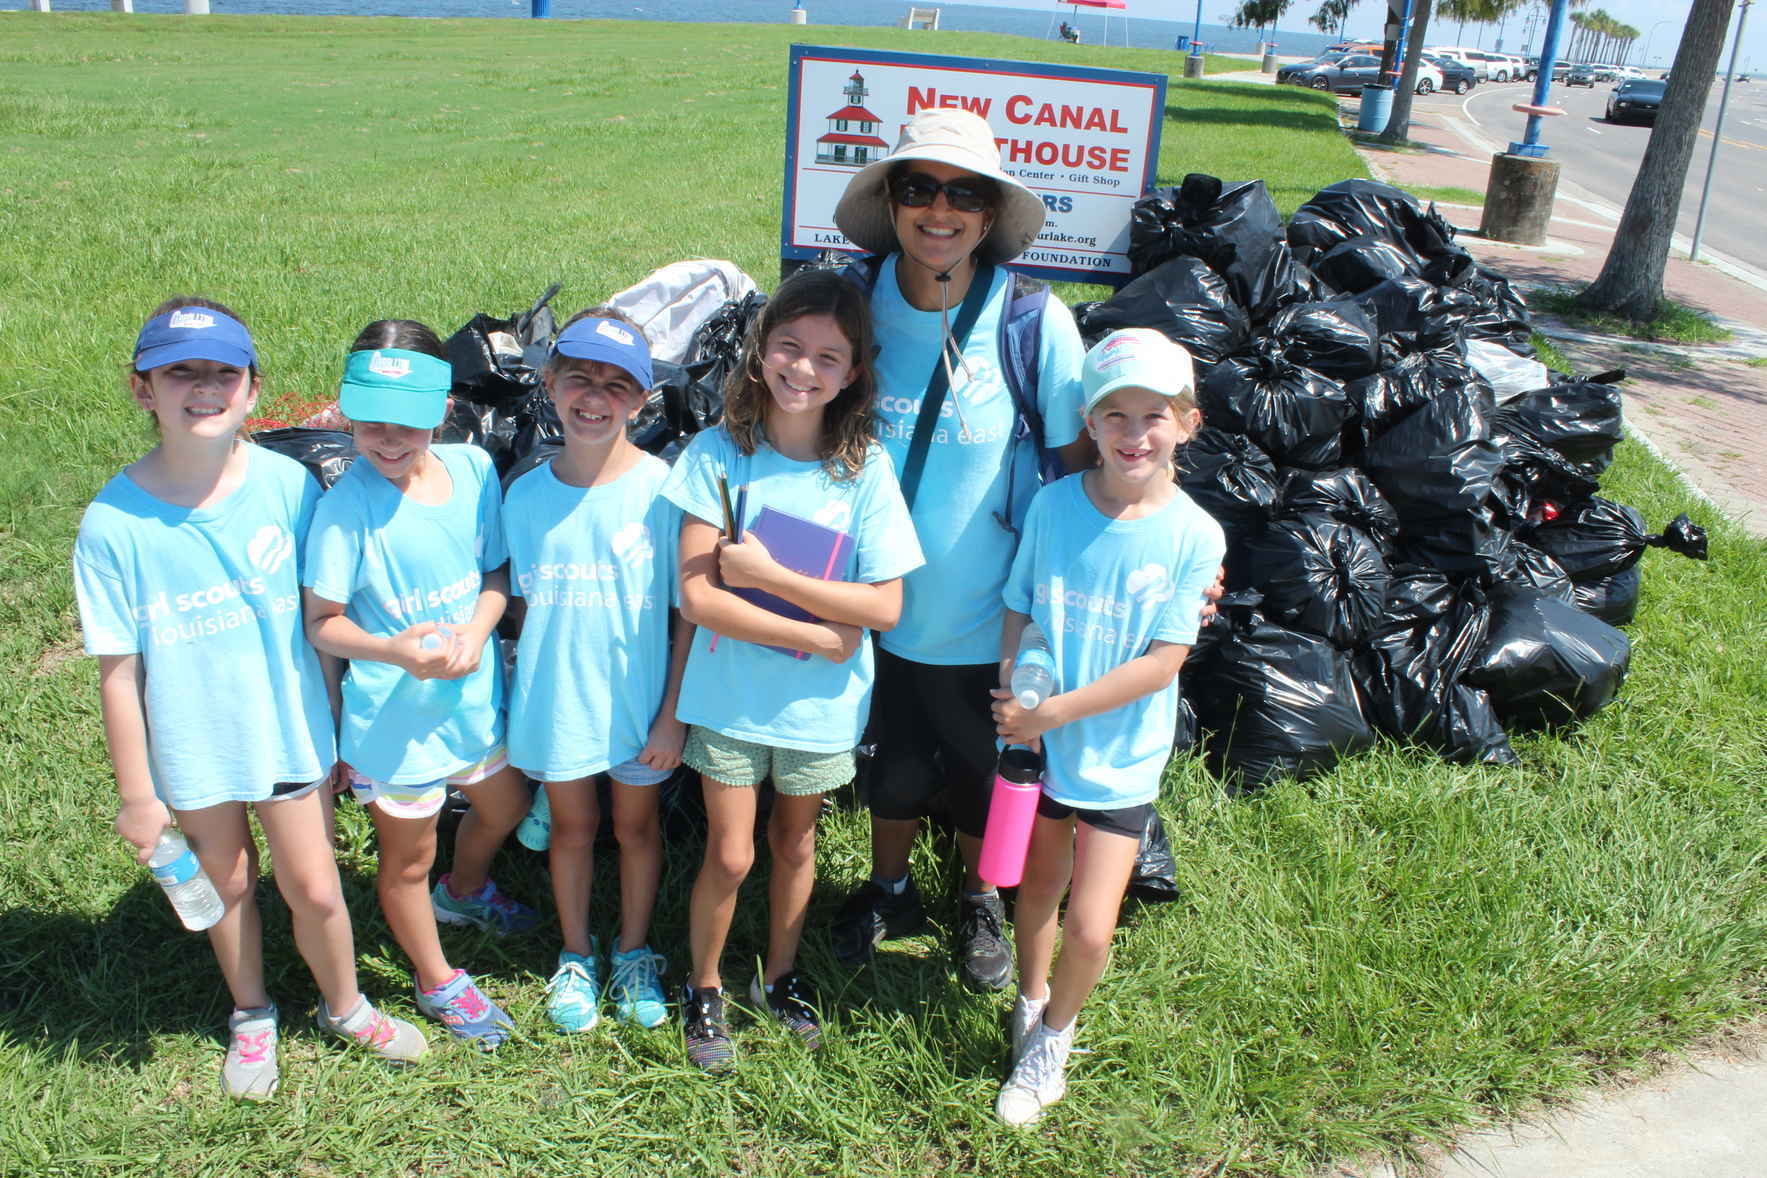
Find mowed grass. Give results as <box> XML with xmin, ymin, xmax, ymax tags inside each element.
<box><xmin>2</xmin><ymin>13</ymin><xmax>1764</xmax><ymax>1178</ymax></box>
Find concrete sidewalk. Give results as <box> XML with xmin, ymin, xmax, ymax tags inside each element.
<box><xmin>1200</xmin><ymin>70</ymin><xmax>1767</xmax><ymax>1178</ymax></box>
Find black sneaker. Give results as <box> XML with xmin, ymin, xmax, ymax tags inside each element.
<box><xmin>747</xmin><ymin>969</ymin><xmax>823</xmax><ymax>1050</ymax></box>
<box><xmin>680</xmin><ymin>985</ymin><xmax>734</xmax><ymax>1073</ymax></box>
<box><xmin>956</xmin><ymin>890</ymin><xmax>1013</xmax><ymax>992</ymax></box>
<box><xmin>832</xmin><ymin>877</ymin><xmax>928</xmax><ymax>966</ymax></box>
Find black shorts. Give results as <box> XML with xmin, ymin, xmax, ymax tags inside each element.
<box><xmin>866</xmin><ymin>647</ymin><xmax>999</xmax><ymax>838</ymax></box>
<box><xmin>1035</xmin><ymin>793</ymin><xmax>1152</xmax><ymax>842</ymax></box>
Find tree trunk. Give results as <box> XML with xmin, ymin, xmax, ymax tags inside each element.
<box><xmin>1378</xmin><ymin>0</ymin><xmax>1431</xmax><ymax>144</ymax></box>
<box><xmin>1579</xmin><ymin>0</ymin><xmax>1735</xmax><ymax>320</ymax></box>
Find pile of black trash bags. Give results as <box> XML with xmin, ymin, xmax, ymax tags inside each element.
<box><xmin>1078</xmin><ymin>176</ymin><xmax>1709</xmax><ymax>790</ymax></box>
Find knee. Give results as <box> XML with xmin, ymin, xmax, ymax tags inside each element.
<box><xmin>1061</xmin><ymin>918</ymin><xmax>1116</xmax><ymax>962</ymax></box>
<box><xmin>550</xmin><ymin>808</ymin><xmax>598</xmax><ymax>853</ymax></box>
<box><xmin>201</xmin><ymin>846</ymin><xmax>257</xmax><ymax>905</ymax></box>
<box><xmin>767</xmin><ymin>818</ymin><xmax>816</xmax><ymax>871</ymax></box>
<box><xmin>380</xmin><ymin>838</ymin><xmax>436</xmax><ymax>889</ymax></box>
<box><xmin>613</xmin><ymin>808</ymin><xmax>658</xmax><ymax>852</ymax></box>
<box><xmin>701</xmin><ymin>838</ymin><xmax>754</xmax><ymax>888</ymax></box>
<box><xmin>279</xmin><ymin>866</ymin><xmax>347</xmax><ymax>922</ymax></box>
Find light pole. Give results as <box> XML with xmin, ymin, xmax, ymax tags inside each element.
<box><xmin>1639</xmin><ymin>18</ymin><xmax>1675</xmax><ymax>68</ymax></box>
<box><xmin>1692</xmin><ymin>0</ymin><xmax>1753</xmax><ymax>261</ymax></box>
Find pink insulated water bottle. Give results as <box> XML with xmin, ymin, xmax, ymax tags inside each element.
<box><xmin>978</xmin><ymin>746</ymin><xmax>1045</xmax><ymax>888</ymax></box>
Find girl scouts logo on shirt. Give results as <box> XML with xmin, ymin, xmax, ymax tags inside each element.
<box><xmin>1125</xmin><ymin>563</ymin><xmax>1173</xmax><ymax>607</ymax></box>
<box><xmin>812</xmin><ymin>501</ymin><xmax>853</xmax><ymax>533</ymax></box>
<box><xmin>610</xmin><ymin>521</ymin><xmax>653</xmax><ymax>566</ymax></box>
<box><xmin>247</xmin><ymin>525</ymin><xmax>295</xmax><ymax>576</ymax></box>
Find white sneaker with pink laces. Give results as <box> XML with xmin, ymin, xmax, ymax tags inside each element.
<box><xmin>316</xmin><ymin>995</ymin><xmax>428</xmax><ymax>1064</ymax></box>
<box><xmin>222</xmin><ymin>1005</ymin><xmax>279</xmax><ymax>1101</ymax></box>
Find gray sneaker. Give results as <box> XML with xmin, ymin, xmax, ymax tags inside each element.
<box><xmin>221</xmin><ymin>1005</ymin><xmax>279</xmax><ymax>1101</ymax></box>
<box><xmin>316</xmin><ymin>995</ymin><xmax>429</xmax><ymax>1064</ymax></box>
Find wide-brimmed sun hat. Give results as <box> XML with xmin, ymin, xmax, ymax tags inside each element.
<box><xmin>833</xmin><ymin>109</ymin><xmax>1046</xmax><ymax>266</ymax></box>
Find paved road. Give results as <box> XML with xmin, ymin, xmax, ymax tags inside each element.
<box><xmin>1443</xmin><ymin>79</ymin><xmax>1767</xmax><ymax>272</ymax></box>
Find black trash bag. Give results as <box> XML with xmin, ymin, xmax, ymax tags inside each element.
<box><xmin>1458</xmin><ymin>265</ymin><xmax>1535</xmax><ymax>355</ymax></box>
<box><xmin>444</xmin><ymin>282</ymin><xmax>561</xmax><ymax>406</ymax></box>
<box><xmin>1292</xmin><ymin>180</ymin><xmax>1462</xmax><ymax>270</ymax></box>
<box><xmin>1494</xmin><ymin>542</ymin><xmax>1577</xmax><ymax>604</ymax></box>
<box><xmin>251</xmin><ymin>427</ymin><xmax>357</xmax><ymax>489</ymax></box>
<box><xmin>1075</xmin><ymin>256</ymin><xmax>1250</xmax><ymax>363</ymax></box>
<box><xmin>1127</xmin><ymin>174</ymin><xmax>1284</xmax><ymax>276</ymax></box>
<box><xmin>1344</xmin><ymin>352</ymin><xmax>1440</xmax><ymax>456</ymax></box>
<box><xmin>1174</xmin><ymin>693</ymin><xmax>1200</xmax><ymax>750</ymax></box>
<box><xmin>1126</xmin><ymin>808</ymin><xmax>1181</xmax><ymax>902</ymax></box>
<box><xmin>1240</xmin><ymin>514</ymin><xmax>1391</xmax><ymax>647</ymax></box>
<box><xmin>1313</xmin><ymin>235</ymin><xmax>1416</xmax><ymax>294</ymax></box>
<box><xmin>1350</xmin><ymin>275</ymin><xmax>1480</xmax><ymax>347</ymax></box>
<box><xmin>641</xmin><ymin>292</ymin><xmax>763</xmax><ymax>456</ymax></box>
<box><xmin>1175</xmin><ymin>428</ymin><xmax>1281</xmax><ymax>540</ymax></box>
<box><xmin>1199</xmin><ymin>345</ymin><xmax>1349</xmax><ymax>469</ymax></box>
<box><xmin>1573</xmin><ymin>564</ymin><xmax>1643</xmax><ymax>626</ymax></box>
<box><xmin>1528</xmin><ymin>499</ymin><xmax>1709</xmax><ymax>582</ymax></box>
<box><xmin>1186</xmin><ymin>592</ymin><xmax>1375</xmax><ymax>791</ymax></box>
<box><xmin>1363</xmin><ymin>376</ymin><xmax>1506</xmax><ymax>514</ymax></box>
<box><xmin>1495</xmin><ymin>431</ymin><xmax>1603</xmax><ymax>526</ymax></box>
<box><xmin>1278</xmin><ymin>467</ymin><xmax>1401</xmax><ymax>548</ymax></box>
<box><xmin>436</xmin><ymin>392</ymin><xmax>524</xmax><ymax>471</ymax></box>
<box><xmin>1490</xmin><ymin>373</ymin><xmax>1625</xmax><ymax>472</ymax></box>
<box><xmin>1355</xmin><ymin>568</ymin><xmax>1518</xmax><ymax>765</ymax></box>
<box><xmin>500</xmin><ymin>440</ymin><xmax>562</xmax><ymax>491</ymax></box>
<box><xmin>1267</xmin><ymin>299</ymin><xmax>1380</xmax><ymax>380</ymax></box>
<box><xmin>1465</xmin><ymin>589</ymin><xmax>1631</xmax><ymax>729</ymax></box>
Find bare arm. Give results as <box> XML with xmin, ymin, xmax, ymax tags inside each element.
<box><xmin>637</xmin><ymin>609</ymin><xmax>695</xmax><ymax>771</ymax></box>
<box><xmin>716</xmin><ymin>530</ymin><xmax>903</xmax><ymax>631</ymax></box>
<box><xmin>98</xmin><ymin>653</ymin><xmax>169</xmax><ymax>863</ymax></box>
<box><xmin>303</xmin><ymin>589</ymin><xmax>453</xmax><ymax>679</ymax></box>
<box><xmin>998</xmin><ymin>606</ymin><xmax>1033</xmax><ymax>689</ymax></box>
<box><xmin>992</xmin><ymin>639</ymin><xmax>1191</xmax><ymax>749</ymax></box>
<box><xmin>437</xmin><ymin>564</ymin><xmax>510</xmax><ymax>678</ymax></box>
<box><xmin>677</xmin><ymin>517</ymin><xmax>860</xmax><ymax>663</ymax></box>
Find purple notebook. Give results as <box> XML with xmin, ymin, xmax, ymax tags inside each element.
<box><xmin>720</xmin><ymin>504</ymin><xmax>853</xmax><ymax>660</ymax></box>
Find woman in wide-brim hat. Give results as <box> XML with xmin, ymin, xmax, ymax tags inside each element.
<box><xmin>826</xmin><ymin>108</ymin><xmax>1093</xmax><ymax>1002</ymax></box>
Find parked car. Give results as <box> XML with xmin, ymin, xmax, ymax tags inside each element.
<box><xmin>1428</xmin><ymin>46</ymin><xmax>1491</xmax><ymax>82</ymax></box>
<box><xmin>1464</xmin><ymin>50</ymin><xmax>1520</xmax><ymax>82</ymax></box>
<box><xmin>1606</xmin><ymin>78</ymin><xmax>1666</xmax><ymax>123</ymax></box>
<box><xmin>1424</xmin><ymin>53</ymin><xmax>1478</xmax><ymax>95</ymax></box>
<box><xmin>1413</xmin><ymin>61</ymin><xmax>1445</xmax><ymax>94</ymax></box>
<box><xmin>1566</xmin><ymin>64</ymin><xmax>1597</xmax><ymax>87</ymax></box>
<box><xmin>1523</xmin><ymin>57</ymin><xmax>1571</xmax><ymax>82</ymax></box>
<box><xmin>1276</xmin><ymin>53</ymin><xmax>1385</xmax><ymax>93</ymax></box>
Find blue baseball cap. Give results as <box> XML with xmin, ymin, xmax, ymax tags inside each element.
<box><xmin>133</xmin><ymin>307</ymin><xmax>257</xmax><ymax>372</ymax></box>
<box><xmin>338</xmin><ymin>348</ymin><xmax>452</xmax><ymax>429</ymax></box>
<box><xmin>551</xmin><ymin>316</ymin><xmax>653</xmax><ymax>391</ymax></box>
<box><xmin>1081</xmin><ymin>329</ymin><xmax>1197</xmax><ymax>417</ymax></box>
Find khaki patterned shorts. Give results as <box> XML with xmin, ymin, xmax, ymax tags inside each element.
<box><xmin>682</xmin><ymin>726</ymin><xmax>854</xmax><ymax>797</ymax></box>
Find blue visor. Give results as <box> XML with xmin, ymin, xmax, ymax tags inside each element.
<box><xmin>133</xmin><ymin>308</ymin><xmax>257</xmax><ymax>372</ymax></box>
<box><xmin>337</xmin><ymin>348</ymin><xmax>452</xmax><ymax>429</ymax></box>
<box><xmin>551</xmin><ymin>317</ymin><xmax>653</xmax><ymax>391</ymax></box>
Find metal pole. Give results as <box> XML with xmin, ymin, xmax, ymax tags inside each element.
<box><xmin>1691</xmin><ymin>0</ymin><xmax>1751</xmax><ymax>261</ymax></box>
<box><xmin>1512</xmin><ymin>0</ymin><xmax>1572</xmax><ymax>155</ymax></box>
<box><xmin>531</xmin><ymin>0</ymin><xmax>550</xmax><ymax>15</ymax></box>
<box><xmin>1192</xmin><ymin>0</ymin><xmax>1202</xmax><ymax>50</ymax></box>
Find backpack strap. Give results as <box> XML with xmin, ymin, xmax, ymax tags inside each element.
<box><xmin>992</xmin><ymin>272</ymin><xmax>1061</xmax><ymax>534</ymax></box>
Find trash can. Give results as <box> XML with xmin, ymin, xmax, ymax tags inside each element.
<box><xmin>789</xmin><ymin>6</ymin><xmax>806</xmax><ymax>24</ymax></box>
<box><xmin>1260</xmin><ymin>43</ymin><xmax>1279</xmax><ymax>73</ymax></box>
<box><xmin>1357</xmin><ymin>84</ymin><xmax>1394</xmax><ymax>132</ymax></box>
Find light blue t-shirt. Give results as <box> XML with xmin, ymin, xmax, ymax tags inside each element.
<box><xmin>1003</xmin><ymin>475</ymin><xmax>1226</xmax><ymax>809</ymax></box>
<box><xmin>72</xmin><ymin>446</ymin><xmax>336</xmax><ymax>811</ymax></box>
<box><xmin>504</xmin><ymin>454</ymin><xmax>682</xmax><ymax>782</ymax></box>
<box><xmin>869</xmin><ymin>254</ymin><xmax>1087</xmax><ymax>666</ymax></box>
<box><xmin>304</xmin><ymin>443</ymin><xmax>508</xmax><ymax>785</ymax></box>
<box><xmin>660</xmin><ymin>425</ymin><xmax>924</xmax><ymax>754</ymax></box>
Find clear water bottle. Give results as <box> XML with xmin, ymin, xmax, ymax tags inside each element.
<box><xmin>404</xmin><ymin>627</ymin><xmax>465</xmax><ymax>723</ymax></box>
<box><xmin>148</xmin><ymin>829</ymin><xmax>225</xmax><ymax>931</ymax></box>
<box><xmin>1010</xmin><ymin>621</ymin><xmax>1057</xmax><ymax>710</ymax></box>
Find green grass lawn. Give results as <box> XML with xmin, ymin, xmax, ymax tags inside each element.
<box><xmin>3</xmin><ymin>13</ymin><xmax>1764</xmax><ymax>1178</ymax></box>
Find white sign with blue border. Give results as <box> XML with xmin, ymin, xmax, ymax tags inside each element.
<box><xmin>783</xmin><ymin>44</ymin><xmax>1168</xmax><ymax>287</ymax></box>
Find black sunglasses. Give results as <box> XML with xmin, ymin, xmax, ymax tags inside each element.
<box><xmin>888</xmin><ymin>171</ymin><xmax>995</xmax><ymax>214</ymax></box>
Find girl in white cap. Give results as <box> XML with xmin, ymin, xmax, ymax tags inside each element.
<box><xmin>73</xmin><ymin>297</ymin><xmax>426</xmax><ymax>1101</ymax></box>
<box><xmin>826</xmin><ymin>107</ymin><xmax>1092</xmax><ymax>994</ymax></box>
<box><xmin>989</xmin><ymin>328</ymin><xmax>1226</xmax><ymax>1125</ymax></box>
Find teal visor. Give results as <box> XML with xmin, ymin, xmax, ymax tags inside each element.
<box><xmin>338</xmin><ymin>348</ymin><xmax>452</xmax><ymax>429</ymax></box>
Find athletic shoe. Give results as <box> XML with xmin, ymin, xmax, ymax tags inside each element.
<box><xmin>608</xmin><ymin>945</ymin><xmax>669</xmax><ymax>1029</ymax></box>
<box><xmin>680</xmin><ymin>985</ymin><xmax>734</xmax><ymax>1073</ymax></box>
<box><xmin>545</xmin><ymin>947</ymin><xmax>602</xmax><ymax>1034</ymax></box>
<box><xmin>1008</xmin><ymin>988</ymin><xmax>1049</xmax><ymax>1066</ymax></box>
<box><xmin>831</xmin><ymin>876</ymin><xmax>927</xmax><ymax>966</ymax></box>
<box><xmin>221</xmin><ymin>1005</ymin><xmax>279</xmax><ymax>1101</ymax></box>
<box><xmin>956</xmin><ymin>890</ymin><xmax>1013</xmax><ymax>992</ymax></box>
<box><xmin>315</xmin><ymin>996</ymin><xmax>429</xmax><ymax>1063</ymax></box>
<box><xmin>746</xmin><ymin>969</ymin><xmax>823</xmax><ymax>1049</ymax></box>
<box><xmin>515</xmin><ymin>785</ymin><xmax>550</xmax><ymax>852</ymax></box>
<box><xmin>430</xmin><ymin>873</ymin><xmax>539</xmax><ymax>936</ymax></box>
<box><xmin>996</xmin><ymin>1017</ymin><xmax>1076</xmax><ymax>1127</ymax></box>
<box><xmin>414</xmin><ymin>970</ymin><xmax>512</xmax><ymax>1050</ymax></box>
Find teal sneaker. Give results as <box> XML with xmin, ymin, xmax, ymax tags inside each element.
<box><xmin>546</xmin><ymin>947</ymin><xmax>602</xmax><ymax>1034</ymax></box>
<box><xmin>431</xmin><ymin>873</ymin><xmax>539</xmax><ymax>936</ymax></box>
<box><xmin>515</xmin><ymin>785</ymin><xmax>550</xmax><ymax>852</ymax></box>
<box><xmin>608</xmin><ymin>945</ymin><xmax>669</xmax><ymax>1029</ymax></box>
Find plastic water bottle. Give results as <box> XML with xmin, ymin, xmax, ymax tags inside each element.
<box><xmin>978</xmin><ymin>745</ymin><xmax>1045</xmax><ymax>888</ymax></box>
<box><xmin>1010</xmin><ymin>622</ymin><xmax>1057</xmax><ymax>709</ymax></box>
<box><xmin>148</xmin><ymin>829</ymin><xmax>225</xmax><ymax>931</ymax></box>
<box><xmin>404</xmin><ymin>627</ymin><xmax>465</xmax><ymax>724</ymax></box>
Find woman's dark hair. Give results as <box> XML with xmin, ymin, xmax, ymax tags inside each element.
<box><xmin>134</xmin><ymin>295</ymin><xmax>259</xmax><ymax>379</ymax></box>
<box><xmin>724</xmin><ymin>269</ymin><xmax>878</xmax><ymax>482</ymax></box>
<box><xmin>347</xmin><ymin>318</ymin><xmax>446</xmax><ymax>359</ymax></box>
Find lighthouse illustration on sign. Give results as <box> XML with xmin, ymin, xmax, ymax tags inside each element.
<box><xmin>814</xmin><ymin>70</ymin><xmax>890</xmax><ymax>167</ymax></box>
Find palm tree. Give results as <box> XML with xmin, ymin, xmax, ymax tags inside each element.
<box><xmin>1230</xmin><ymin>0</ymin><xmax>1292</xmax><ymax>42</ymax></box>
<box><xmin>1310</xmin><ymin>0</ymin><xmax>1355</xmax><ymax>37</ymax></box>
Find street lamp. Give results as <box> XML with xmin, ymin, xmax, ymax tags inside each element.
<box><xmin>1640</xmin><ymin>18</ymin><xmax>1675</xmax><ymax>68</ymax></box>
<box><xmin>1692</xmin><ymin>0</ymin><xmax>1754</xmax><ymax>260</ymax></box>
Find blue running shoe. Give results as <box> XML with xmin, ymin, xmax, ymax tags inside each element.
<box><xmin>546</xmin><ymin>947</ymin><xmax>602</xmax><ymax>1034</ymax></box>
<box><xmin>608</xmin><ymin>945</ymin><xmax>669</xmax><ymax>1029</ymax></box>
<box><xmin>414</xmin><ymin>970</ymin><xmax>512</xmax><ymax>1050</ymax></box>
<box><xmin>431</xmin><ymin>874</ymin><xmax>539</xmax><ymax>936</ymax></box>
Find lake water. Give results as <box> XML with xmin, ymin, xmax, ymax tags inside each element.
<box><xmin>20</xmin><ymin>0</ymin><xmax>1338</xmax><ymax>58</ymax></box>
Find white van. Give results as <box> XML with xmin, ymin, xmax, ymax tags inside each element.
<box><xmin>1428</xmin><ymin>46</ymin><xmax>1490</xmax><ymax>82</ymax></box>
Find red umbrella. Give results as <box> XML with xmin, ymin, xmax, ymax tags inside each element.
<box><xmin>1058</xmin><ymin>0</ymin><xmax>1128</xmax><ymax>45</ymax></box>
